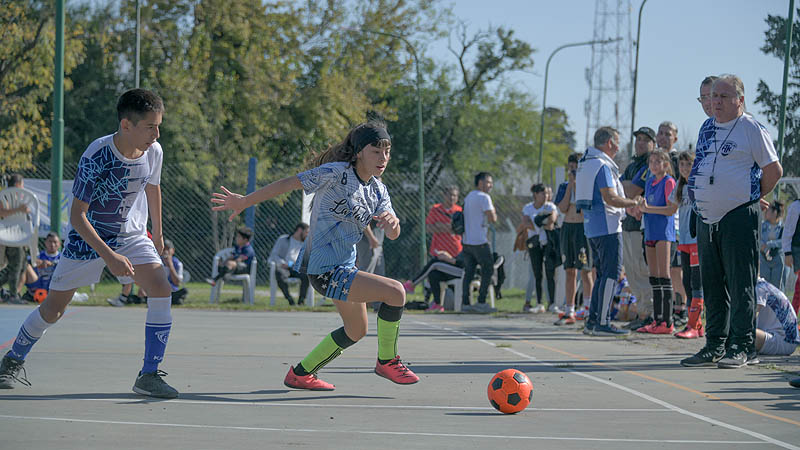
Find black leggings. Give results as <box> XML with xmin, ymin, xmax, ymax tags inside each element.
<box><xmin>528</xmin><ymin>244</ymin><xmax>557</xmax><ymax>305</ymax></box>
<box><xmin>680</xmin><ymin>250</ymin><xmax>703</xmax><ymax>300</ymax></box>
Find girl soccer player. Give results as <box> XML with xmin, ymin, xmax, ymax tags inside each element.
<box><xmin>637</xmin><ymin>151</ymin><xmax>677</xmax><ymax>334</ymax></box>
<box><xmin>211</xmin><ymin>121</ymin><xmax>419</xmax><ymax>390</ymax></box>
<box><xmin>669</xmin><ymin>151</ymin><xmax>705</xmax><ymax>338</ymax></box>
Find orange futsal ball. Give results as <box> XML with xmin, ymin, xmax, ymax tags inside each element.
<box><xmin>487</xmin><ymin>369</ymin><xmax>533</xmax><ymax>414</ymax></box>
<box><xmin>33</xmin><ymin>289</ymin><xmax>47</xmax><ymax>303</ymax></box>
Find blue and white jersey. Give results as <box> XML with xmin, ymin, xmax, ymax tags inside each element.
<box><xmin>756</xmin><ymin>278</ymin><xmax>800</xmax><ymax>345</ymax></box>
<box><xmin>64</xmin><ymin>134</ymin><xmax>163</xmax><ymax>260</ymax></box>
<box><xmin>688</xmin><ymin>114</ymin><xmax>778</xmax><ymax>224</ymax></box>
<box><xmin>576</xmin><ymin>147</ymin><xmax>626</xmax><ymax>239</ymax></box>
<box><xmin>25</xmin><ymin>250</ymin><xmax>61</xmax><ymax>291</ymax></box>
<box><xmin>295</xmin><ymin>162</ymin><xmax>395</xmax><ymax>274</ymax></box>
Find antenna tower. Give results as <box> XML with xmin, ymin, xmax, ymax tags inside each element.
<box><xmin>584</xmin><ymin>0</ymin><xmax>634</xmax><ymax>155</ymax></box>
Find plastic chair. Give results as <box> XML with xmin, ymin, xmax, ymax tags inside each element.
<box><xmin>0</xmin><ymin>187</ymin><xmax>40</xmax><ymax>265</ymax></box>
<box><xmin>268</xmin><ymin>261</ymin><xmax>314</xmax><ymax>306</ymax></box>
<box><xmin>442</xmin><ymin>255</ymin><xmax>504</xmax><ymax>311</ymax></box>
<box><xmin>208</xmin><ymin>248</ymin><xmax>257</xmax><ymax>305</ymax></box>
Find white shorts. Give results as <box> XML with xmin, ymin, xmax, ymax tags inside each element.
<box><xmin>759</xmin><ymin>331</ymin><xmax>799</xmax><ymax>356</ymax></box>
<box><xmin>50</xmin><ymin>235</ymin><xmax>162</xmax><ymax>291</ymax></box>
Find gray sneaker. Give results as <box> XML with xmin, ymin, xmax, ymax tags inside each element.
<box><xmin>0</xmin><ymin>354</ymin><xmax>31</xmax><ymax>389</ymax></box>
<box><xmin>469</xmin><ymin>302</ymin><xmax>496</xmax><ymax>314</ymax></box>
<box><xmin>133</xmin><ymin>370</ymin><xmax>179</xmax><ymax>398</ymax></box>
<box><xmin>106</xmin><ymin>295</ymin><xmax>125</xmax><ymax>307</ymax></box>
<box><xmin>717</xmin><ymin>345</ymin><xmax>748</xmax><ymax>369</ymax></box>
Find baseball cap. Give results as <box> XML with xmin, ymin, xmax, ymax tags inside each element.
<box><xmin>633</xmin><ymin>126</ymin><xmax>655</xmax><ymax>142</ymax></box>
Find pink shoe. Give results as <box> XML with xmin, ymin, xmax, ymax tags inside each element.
<box><xmin>649</xmin><ymin>322</ymin><xmax>675</xmax><ymax>335</ymax></box>
<box><xmin>675</xmin><ymin>326</ymin><xmax>704</xmax><ymax>339</ymax></box>
<box><xmin>284</xmin><ymin>366</ymin><xmax>335</xmax><ymax>391</ymax></box>
<box><xmin>402</xmin><ymin>281</ymin><xmax>415</xmax><ymax>294</ymax></box>
<box><xmin>636</xmin><ymin>322</ymin><xmax>657</xmax><ymax>333</ymax></box>
<box><xmin>426</xmin><ymin>302</ymin><xmax>445</xmax><ymax>312</ymax></box>
<box><xmin>375</xmin><ymin>356</ymin><xmax>420</xmax><ymax>384</ymax></box>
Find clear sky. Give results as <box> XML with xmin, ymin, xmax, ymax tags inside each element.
<box><xmin>428</xmin><ymin>0</ymin><xmax>789</xmax><ymax>151</ymax></box>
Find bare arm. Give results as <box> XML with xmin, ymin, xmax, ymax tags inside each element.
<box><xmin>622</xmin><ymin>181</ymin><xmax>644</xmax><ymax>198</ymax></box>
<box><xmin>163</xmin><ymin>254</ymin><xmax>182</xmax><ymax>285</ymax></box>
<box><xmin>641</xmin><ymin>200</ymin><xmax>679</xmax><ymax>216</ymax></box>
<box><xmin>70</xmin><ymin>198</ymin><xmax>134</xmax><ymax>277</ymax></box>
<box><xmin>212</xmin><ymin>175</ymin><xmax>303</xmax><ymax>221</ymax></box>
<box><xmin>759</xmin><ymin>161</ymin><xmax>783</xmax><ymax>199</ymax></box>
<box><xmin>485</xmin><ymin>208</ymin><xmax>497</xmax><ymax>224</ymax></box>
<box><xmin>520</xmin><ymin>215</ymin><xmax>534</xmax><ymax>231</ymax></box>
<box><xmin>557</xmin><ymin>182</ymin><xmax>573</xmax><ymax>213</ymax></box>
<box><xmin>600</xmin><ymin>187</ymin><xmax>641</xmax><ymax>209</ymax></box>
<box><xmin>145</xmin><ymin>183</ymin><xmax>164</xmax><ymax>254</ymax></box>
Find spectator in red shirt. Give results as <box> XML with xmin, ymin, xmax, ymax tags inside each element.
<box><xmin>425</xmin><ymin>186</ymin><xmax>463</xmax><ymax>258</ymax></box>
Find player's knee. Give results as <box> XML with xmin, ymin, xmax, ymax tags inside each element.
<box><xmin>387</xmin><ymin>280</ymin><xmax>406</xmax><ymax>306</ymax></box>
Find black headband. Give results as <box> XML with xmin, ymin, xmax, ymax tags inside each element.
<box><xmin>351</xmin><ymin>124</ymin><xmax>391</xmax><ymax>153</ymax></box>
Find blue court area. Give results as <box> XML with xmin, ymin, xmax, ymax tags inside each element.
<box><xmin>0</xmin><ymin>307</ymin><xmax>38</xmax><ymax>345</ymax></box>
<box><xmin>0</xmin><ymin>305</ymin><xmax>798</xmax><ymax>450</ymax></box>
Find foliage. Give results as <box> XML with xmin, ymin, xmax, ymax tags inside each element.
<box><xmin>755</xmin><ymin>8</ymin><xmax>800</xmax><ymax>176</ymax></box>
<box><xmin>0</xmin><ymin>0</ymin><xmax>84</xmax><ymax>171</ymax></box>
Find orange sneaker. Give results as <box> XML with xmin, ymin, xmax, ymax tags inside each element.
<box><xmin>283</xmin><ymin>366</ymin><xmax>335</xmax><ymax>391</ymax></box>
<box><xmin>375</xmin><ymin>356</ymin><xmax>420</xmax><ymax>385</ymax></box>
<box><xmin>649</xmin><ymin>322</ymin><xmax>674</xmax><ymax>335</ymax></box>
<box><xmin>675</xmin><ymin>326</ymin><xmax>704</xmax><ymax>339</ymax></box>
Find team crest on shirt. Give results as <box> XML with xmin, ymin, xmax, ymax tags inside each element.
<box><xmin>155</xmin><ymin>330</ymin><xmax>170</xmax><ymax>344</ymax></box>
<box><xmin>15</xmin><ymin>336</ymin><xmax>30</xmax><ymax>346</ymax></box>
<box><xmin>719</xmin><ymin>141</ymin><xmax>737</xmax><ymax>156</ymax></box>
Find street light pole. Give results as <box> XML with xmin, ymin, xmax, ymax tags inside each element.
<box><xmin>537</xmin><ymin>37</ymin><xmax>621</xmax><ymax>182</ymax></box>
<box><xmin>135</xmin><ymin>0</ymin><xmax>141</xmax><ymax>88</ymax></box>
<box><xmin>359</xmin><ymin>29</ymin><xmax>426</xmax><ymax>268</ymax></box>
<box><xmin>630</xmin><ymin>0</ymin><xmax>648</xmax><ymax>157</ymax></box>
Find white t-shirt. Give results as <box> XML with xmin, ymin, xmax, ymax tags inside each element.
<box><xmin>462</xmin><ymin>190</ymin><xmax>494</xmax><ymax>246</ymax></box>
<box><xmin>689</xmin><ymin>113</ymin><xmax>778</xmax><ymax>224</ymax></box>
<box><xmin>522</xmin><ymin>201</ymin><xmax>557</xmax><ymax>245</ymax></box>
<box><xmin>64</xmin><ymin>134</ymin><xmax>163</xmax><ymax>260</ymax></box>
<box><xmin>756</xmin><ymin>279</ymin><xmax>800</xmax><ymax>344</ymax></box>
<box><xmin>286</xmin><ymin>237</ymin><xmax>304</xmax><ymax>268</ymax></box>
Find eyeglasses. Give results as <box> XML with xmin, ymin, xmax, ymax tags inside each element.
<box><xmin>697</xmin><ymin>95</ymin><xmax>711</xmax><ymax>103</ymax></box>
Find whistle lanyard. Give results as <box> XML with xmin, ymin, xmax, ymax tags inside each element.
<box><xmin>709</xmin><ymin>116</ymin><xmax>740</xmax><ymax>186</ymax></box>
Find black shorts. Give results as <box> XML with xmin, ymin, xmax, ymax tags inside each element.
<box><xmin>560</xmin><ymin>222</ymin><xmax>592</xmax><ymax>270</ymax></box>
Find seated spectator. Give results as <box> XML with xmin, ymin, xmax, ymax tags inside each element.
<box><xmin>161</xmin><ymin>239</ymin><xmax>187</xmax><ymax>305</ymax></box>
<box><xmin>19</xmin><ymin>232</ymin><xmax>62</xmax><ymax>302</ymax></box>
<box><xmin>268</xmin><ymin>223</ymin><xmax>310</xmax><ymax>305</ymax></box>
<box><xmin>206</xmin><ymin>226</ymin><xmax>255</xmax><ymax>286</ymax></box>
<box><xmin>405</xmin><ymin>250</ymin><xmax>465</xmax><ymax>312</ymax></box>
<box><xmin>0</xmin><ymin>174</ymin><xmax>29</xmax><ymax>304</ymax></box>
<box><xmin>755</xmin><ymin>278</ymin><xmax>799</xmax><ymax>356</ymax></box>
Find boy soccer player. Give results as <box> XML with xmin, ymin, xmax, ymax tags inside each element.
<box><xmin>0</xmin><ymin>89</ymin><xmax>178</xmax><ymax>398</ymax></box>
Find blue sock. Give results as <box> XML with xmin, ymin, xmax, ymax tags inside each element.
<box><xmin>142</xmin><ymin>297</ymin><xmax>172</xmax><ymax>374</ymax></box>
<box><xmin>8</xmin><ymin>308</ymin><xmax>51</xmax><ymax>361</ymax></box>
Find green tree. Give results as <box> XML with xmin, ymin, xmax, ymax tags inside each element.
<box><xmin>756</xmin><ymin>8</ymin><xmax>800</xmax><ymax>176</ymax></box>
<box><xmin>0</xmin><ymin>0</ymin><xmax>84</xmax><ymax>171</ymax></box>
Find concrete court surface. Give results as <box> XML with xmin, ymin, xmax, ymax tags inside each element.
<box><xmin>0</xmin><ymin>305</ymin><xmax>798</xmax><ymax>450</ymax></box>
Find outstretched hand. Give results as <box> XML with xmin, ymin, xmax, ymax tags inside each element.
<box><xmin>211</xmin><ymin>186</ymin><xmax>247</xmax><ymax>221</ymax></box>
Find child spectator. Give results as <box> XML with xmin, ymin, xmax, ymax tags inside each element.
<box><xmin>668</xmin><ymin>151</ymin><xmax>705</xmax><ymax>339</ymax></box>
<box><xmin>206</xmin><ymin>226</ymin><xmax>255</xmax><ymax>286</ymax></box>
<box><xmin>755</xmin><ymin>278</ymin><xmax>799</xmax><ymax>356</ymax></box>
<box><xmin>161</xmin><ymin>239</ymin><xmax>186</xmax><ymax>305</ymax></box>
<box><xmin>520</xmin><ymin>183</ymin><xmax>558</xmax><ymax>313</ymax></box>
<box><xmin>20</xmin><ymin>233</ymin><xmax>62</xmax><ymax>302</ymax></box>
<box><xmin>637</xmin><ymin>151</ymin><xmax>677</xmax><ymax>334</ymax></box>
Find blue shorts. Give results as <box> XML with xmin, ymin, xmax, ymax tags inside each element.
<box><xmin>308</xmin><ymin>265</ymin><xmax>359</xmax><ymax>301</ymax></box>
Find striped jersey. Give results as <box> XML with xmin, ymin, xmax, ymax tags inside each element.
<box><xmin>295</xmin><ymin>162</ymin><xmax>395</xmax><ymax>274</ymax></box>
<box><xmin>64</xmin><ymin>134</ymin><xmax>163</xmax><ymax>260</ymax></box>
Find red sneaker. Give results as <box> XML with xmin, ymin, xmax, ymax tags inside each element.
<box><xmin>649</xmin><ymin>322</ymin><xmax>675</xmax><ymax>335</ymax></box>
<box><xmin>283</xmin><ymin>366</ymin><xmax>335</xmax><ymax>391</ymax></box>
<box><xmin>636</xmin><ymin>322</ymin><xmax>657</xmax><ymax>333</ymax></box>
<box><xmin>675</xmin><ymin>326</ymin><xmax>704</xmax><ymax>339</ymax></box>
<box><xmin>375</xmin><ymin>356</ymin><xmax>420</xmax><ymax>385</ymax></box>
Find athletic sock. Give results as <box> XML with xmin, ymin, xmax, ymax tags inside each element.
<box><xmin>377</xmin><ymin>303</ymin><xmax>403</xmax><ymax>363</ymax></box>
<box><xmin>687</xmin><ymin>297</ymin><xmax>704</xmax><ymax>331</ymax></box>
<box><xmin>660</xmin><ymin>278</ymin><xmax>673</xmax><ymax>326</ymax></box>
<box><xmin>649</xmin><ymin>276</ymin><xmax>662</xmax><ymax>323</ymax></box>
<box><xmin>8</xmin><ymin>308</ymin><xmax>52</xmax><ymax>361</ymax></box>
<box><xmin>296</xmin><ymin>326</ymin><xmax>356</xmax><ymax>375</ymax></box>
<box><xmin>143</xmin><ymin>297</ymin><xmax>172</xmax><ymax>374</ymax></box>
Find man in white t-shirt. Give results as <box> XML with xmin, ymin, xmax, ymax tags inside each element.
<box><xmin>461</xmin><ymin>172</ymin><xmax>497</xmax><ymax>313</ymax></box>
<box><xmin>268</xmin><ymin>222</ymin><xmax>310</xmax><ymax>305</ymax></box>
<box><xmin>682</xmin><ymin>74</ymin><xmax>783</xmax><ymax>369</ymax></box>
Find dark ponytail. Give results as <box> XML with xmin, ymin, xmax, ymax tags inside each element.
<box><xmin>307</xmin><ymin>121</ymin><xmax>390</xmax><ymax>169</ymax></box>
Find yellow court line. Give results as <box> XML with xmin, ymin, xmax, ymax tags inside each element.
<box><xmin>430</xmin><ymin>319</ymin><xmax>800</xmax><ymax>428</ymax></box>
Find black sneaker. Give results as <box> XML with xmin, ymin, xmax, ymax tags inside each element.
<box><xmin>746</xmin><ymin>350</ymin><xmax>760</xmax><ymax>366</ymax></box>
<box><xmin>0</xmin><ymin>354</ymin><xmax>31</xmax><ymax>389</ymax></box>
<box><xmin>790</xmin><ymin>377</ymin><xmax>800</xmax><ymax>388</ymax></box>
<box><xmin>717</xmin><ymin>344</ymin><xmax>748</xmax><ymax>369</ymax></box>
<box><xmin>680</xmin><ymin>346</ymin><xmax>724</xmax><ymax>367</ymax></box>
<box><xmin>132</xmin><ymin>370</ymin><xmax>179</xmax><ymax>398</ymax></box>
<box><xmin>624</xmin><ymin>316</ymin><xmax>653</xmax><ymax>330</ymax></box>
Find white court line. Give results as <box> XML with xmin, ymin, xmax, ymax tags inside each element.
<box><xmin>0</xmin><ymin>414</ymin><xmax>769</xmax><ymax>445</ymax></box>
<box><xmin>44</xmin><ymin>397</ymin><xmax>669</xmax><ymax>412</ymax></box>
<box><xmin>411</xmin><ymin>320</ymin><xmax>800</xmax><ymax>450</ymax></box>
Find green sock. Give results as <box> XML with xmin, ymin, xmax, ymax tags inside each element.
<box><xmin>377</xmin><ymin>317</ymin><xmax>400</xmax><ymax>361</ymax></box>
<box><xmin>299</xmin><ymin>333</ymin><xmax>343</xmax><ymax>375</ymax></box>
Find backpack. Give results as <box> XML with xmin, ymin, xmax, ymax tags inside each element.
<box><xmin>450</xmin><ymin>210</ymin><xmax>465</xmax><ymax>235</ymax></box>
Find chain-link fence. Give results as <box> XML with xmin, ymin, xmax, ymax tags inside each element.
<box><xmin>14</xmin><ymin>160</ymin><xmax>538</xmax><ymax>291</ymax></box>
